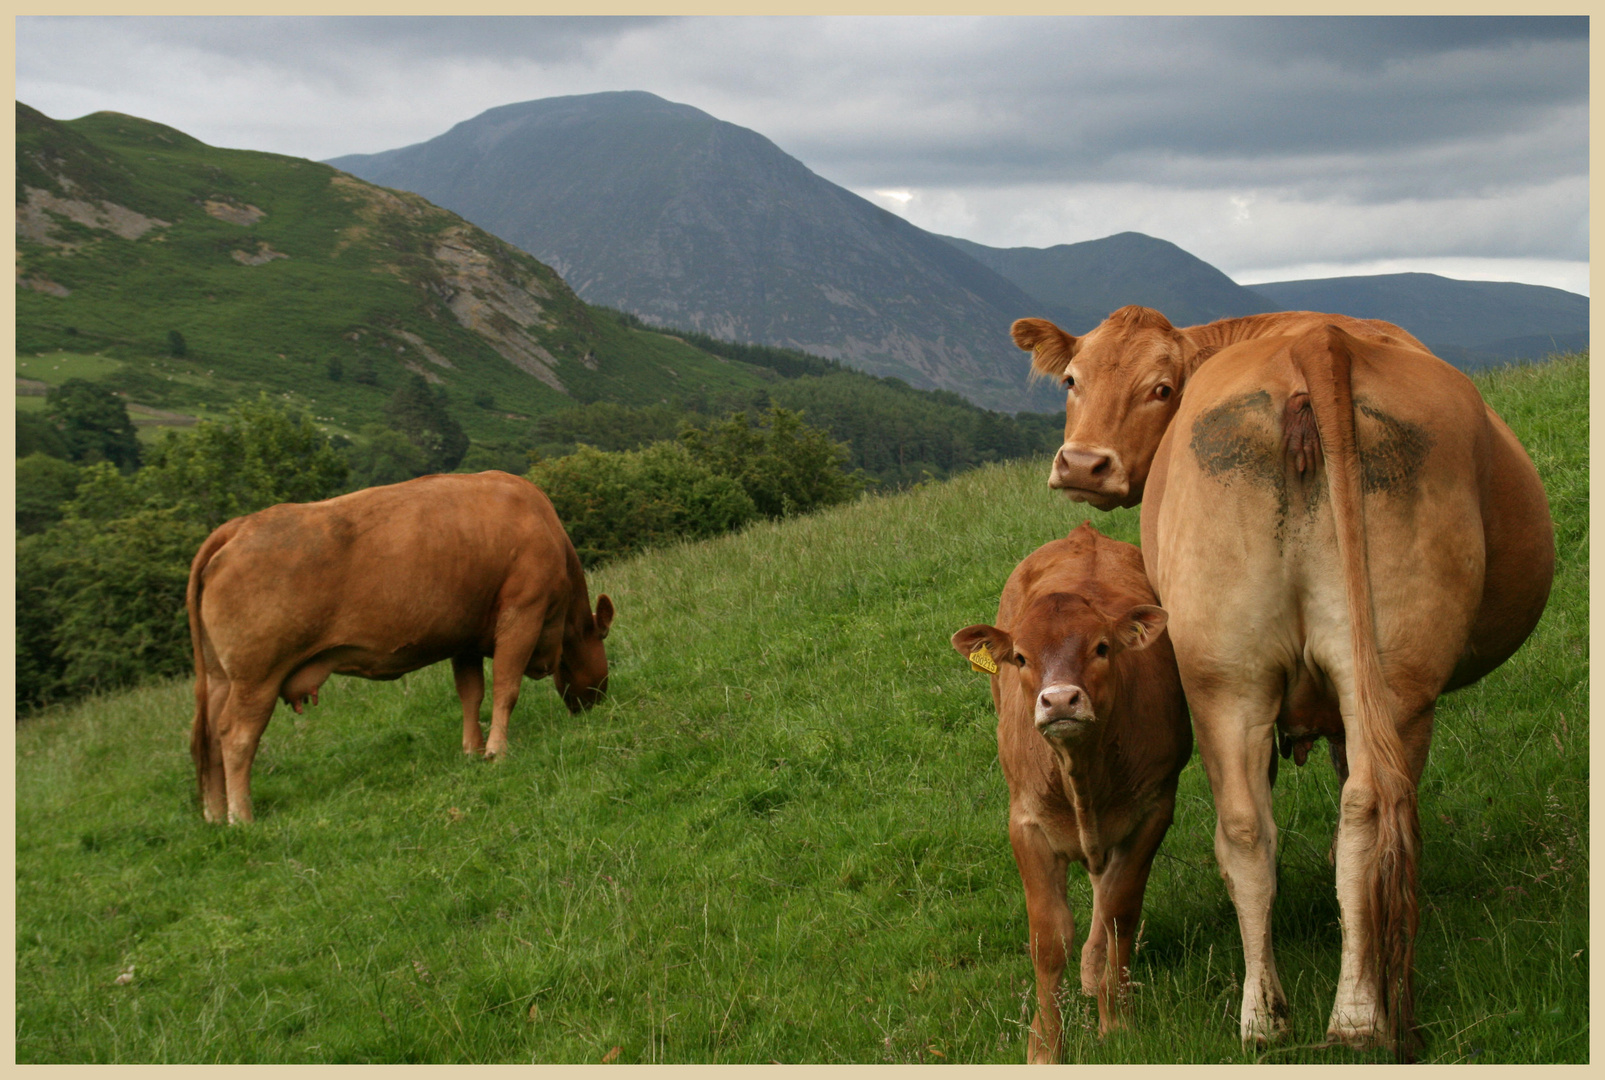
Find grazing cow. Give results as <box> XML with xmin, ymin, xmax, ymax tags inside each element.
<box><xmin>1013</xmin><ymin>309</ymin><xmax>1554</xmax><ymax>1057</ymax></box>
<box><xmin>186</xmin><ymin>471</ymin><xmax>614</xmax><ymax>825</ymax></box>
<box><xmin>952</xmin><ymin>522</ymin><xmax>1190</xmax><ymax>1062</ymax></box>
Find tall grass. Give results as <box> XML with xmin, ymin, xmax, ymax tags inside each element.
<box><xmin>15</xmin><ymin>354</ymin><xmax>1587</xmax><ymax>1063</ymax></box>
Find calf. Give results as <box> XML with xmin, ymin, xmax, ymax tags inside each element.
<box><xmin>952</xmin><ymin>522</ymin><xmax>1189</xmax><ymax>1062</ymax></box>
<box><xmin>187</xmin><ymin>471</ymin><xmax>613</xmax><ymax>824</ymax></box>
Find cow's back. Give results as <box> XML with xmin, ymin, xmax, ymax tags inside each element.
<box><xmin>1142</xmin><ymin>334</ymin><xmax>1549</xmax><ymax>709</ymax></box>
<box><xmin>198</xmin><ymin>472</ymin><xmax>577</xmax><ymax>678</ymax></box>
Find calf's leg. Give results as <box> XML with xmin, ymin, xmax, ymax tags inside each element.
<box><xmin>453</xmin><ymin>654</ymin><xmax>486</xmax><ymax>755</ymax></box>
<box><xmin>1084</xmin><ymin>807</ymin><xmax>1172</xmax><ymax>1034</ymax></box>
<box><xmin>1009</xmin><ymin>815</ymin><xmax>1075</xmax><ymax>1064</ymax></box>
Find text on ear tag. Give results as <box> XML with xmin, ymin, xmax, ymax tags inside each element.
<box><xmin>968</xmin><ymin>642</ymin><xmax>999</xmax><ymax>674</ymax></box>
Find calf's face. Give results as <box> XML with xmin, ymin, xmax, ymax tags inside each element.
<box><xmin>556</xmin><ymin>594</ymin><xmax>614</xmax><ymax>713</ymax></box>
<box><xmin>952</xmin><ymin>593</ymin><xmax>1168</xmax><ymax>744</ymax></box>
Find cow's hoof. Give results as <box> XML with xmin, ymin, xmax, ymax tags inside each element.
<box><xmin>1241</xmin><ymin>1011</ymin><xmax>1290</xmax><ymax>1047</ymax></box>
<box><xmin>1325</xmin><ymin>1025</ymin><xmax>1383</xmax><ymax>1051</ymax></box>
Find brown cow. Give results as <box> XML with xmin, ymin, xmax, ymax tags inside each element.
<box><xmin>1013</xmin><ymin>309</ymin><xmax>1553</xmax><ymax>1057</ymax></box>
<box><xmin>1013</xmin><ymin>306</ymin><xmax>1429</xmax><ymax>510</ymax></box>
<box><xmin>952</xmin><ymin>522</ymin><xmax>1190</xmax><ymax>1062</ymax></box>
<box><xmin>186</xmin><ymin>470</ymin><xmax>614</xmax><ymax>825</ymax></box>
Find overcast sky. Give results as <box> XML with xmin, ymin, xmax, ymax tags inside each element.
<box><xmin>17</xmin><ymin>15</ymin><xmax>1590</xmax><ymax>294</ymax></box>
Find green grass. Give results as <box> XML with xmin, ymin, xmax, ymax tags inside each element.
<box><xmin>14</xmin><ymin>350</ymin><xmax>126</xmax><ymax>384</ymax></box>
<box><xmin>15</xmin><ymin>354</ymin><xmax>1587</xmax><ymax>1063</ymax></box>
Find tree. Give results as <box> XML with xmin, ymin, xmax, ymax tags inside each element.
<box><xmin>383</xmin><ymin>373</ymin><xmax>469</xmax><ymax>473</ymax></box>
<box><xmin>43</xmin><ymin>378</ymin><xmax>142</xmax><ymax>472</ymax></box>
<box><xmin>15</xmin><ymin>453</ymin><xmax>83</xmax><ymax>535</ymax></box>
<box><xmin>167</xmin><ymin>329</ymin><xmax>188</xmax><ymax>358</ymax></box>
<box><xmin>344</xmin><ymin>424</ymin><xmax>431</xmax><ymax>489</ymax></box>
<box><xmin>138</xmin><ymin>394</ymin><xmax>350</xmax><ymax>530</ymax></box>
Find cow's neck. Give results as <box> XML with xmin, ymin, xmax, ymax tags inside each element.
<box><xmin>1177</xmin><ymin>315</ymin><xmax>1279</xmax><ymax>383</ymax></box>
<box><xmin>1053</xmin><ymin>724</ymin><xmax>1129</xmax><ymax>834</ymax></box>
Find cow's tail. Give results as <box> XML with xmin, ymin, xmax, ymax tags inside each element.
<box><xmin>187</xmin><ymin>520</ymin><xmax>239</xmax><ymax>800</ymax></box>
<box><xmin>1291</xmin><ymin>325</ymin><xmax>1420</xmax><ymax>1060</ymax></box>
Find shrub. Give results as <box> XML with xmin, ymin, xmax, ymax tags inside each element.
<box><xmin>15</xmin><ymin>398</ymin><xmax>349</xmax><ymax>712</ymax></box>
<box><xmin>680</xmin><ymin>406</ymin><xmax>864</xmax><ymax>517</ymax></box>
<box><xmin>529</xmin><ymin>442</ymin><xmax>757</xmax><ymax>567</ymax></box>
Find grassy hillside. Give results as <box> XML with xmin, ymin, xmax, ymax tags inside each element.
<box><xmin>15</xmin><ymin>102</ymin><xmax>780</xmax><ymax>443</ymax></box>
<box><xmin>15</xmin><ymin>355</ymin><xmax>1586</xmax><ymax>1063</ymax></box>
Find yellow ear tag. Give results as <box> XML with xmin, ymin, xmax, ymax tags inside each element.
<box><xmin>968</xmin><ymin>642</ymin><xmax>999</xmax><ymax>675</ymax></box>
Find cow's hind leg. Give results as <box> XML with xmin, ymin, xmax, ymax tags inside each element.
<box><xmin>1010</xmin><ymin>815</ymin><xmax>1075</xmax><ymax>1064</ymax></box>
<box><xmin>1195</xmin><ymin>688</ymin><xmax>1288</xmax><ymax>1046</ymax></box>
<box><xmin>196</xmin><ymin>676</ymin><xmax>231</xmax><ymax>823</ymax></box>
<box><xmin>217</xmin><ymin>686</ymin><xmax>278</xmax><ymax>824</ymax></box>
<box><xmin>453</xmin><ymin>654</ymin><xmax>487</xmax><ymax>755</ymax></box>
<box><xmin>1327</xmin><ymin>701</ymin><xmax>1431</xmax><ymax>1051</ymax></box>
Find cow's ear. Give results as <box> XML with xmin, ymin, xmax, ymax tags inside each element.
<box><xmin>1011</xmin><ymin>318</ymin><xmax>1077</xmax><ymax>378</ymax></box>
<box><xmin>593</xmin><ymin>594</ymin><xmax>614</xmax><ymax>639</ymax></box>
<box><xmin>1114</xmin><ymin>605</ymin><xmax>1168</xmax><ymax>651</ymax></box>
<box><xmin>951</xmin><ymin>623</ymin><xmax>1014</xmax><ymax>667</ymax></box>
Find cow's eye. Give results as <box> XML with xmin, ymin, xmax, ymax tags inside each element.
<box><xmin>1155</xmin><ymin>384</ymin><xmax>1172</xmax><ymax>401</ymax></box>
<box><xmin>1015</xmin><ymin>653</ymin><xmax>1028</xmax><ymax>667</ymax></box>
<box><xmin>1095</xmin><ymin>642</ymin><xmax>1109</xmax><ymax>657</ymax></box>
<box><xmin>1063</xmin><ymin>374</ymin><xmax>1076</xmax><ymax>390</ymax></box>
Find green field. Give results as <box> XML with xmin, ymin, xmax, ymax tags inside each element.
<box><xmin>14</xmin><ymin>355</ymin><xmax>1587</xmax><ymax>1063</ymax></box>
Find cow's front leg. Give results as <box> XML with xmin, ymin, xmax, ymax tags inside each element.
<box><xmin>486</xmin><ymin>627</ymin><xmax>541</xmax><ymax>759</ymax></box>
<box><xmin>453</xmin><ymin>654</ymin><xmax>486</xmax><ymax>755</ymax></box>
<box><xmin>1196</xmin><ymin>700</ymin><xmax>1288</xmax><ymax>1046</ymax></box>
<box><xmin>1009</xmin><ymin>814</ymin><xmax>1075</xmax><ymax>1064</ymax></box>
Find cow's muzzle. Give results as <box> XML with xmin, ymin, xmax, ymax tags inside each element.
<box><xmin>1048</xmin><ymin>444</ymin><xmax>1130</xmax><ymax>507</ymax></box>
<box><xmin>1035</xmin><ymin>683</ymin><xmax>1096</xmax><ymax>738</ymax></box>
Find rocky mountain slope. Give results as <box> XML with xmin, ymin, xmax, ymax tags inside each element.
<box><xmin>15</xmin><ymin>101</ymin><xmax>780</xmax><ymax>443</ymax></box>
<box><xmin>328</xmin><ymin>92</ymin><xmax>1060</xmax><ymax>412</ymax></box>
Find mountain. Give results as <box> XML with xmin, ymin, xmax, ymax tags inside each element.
<box><xmin>327</xmin><ymin>91</ymin><xmax>1060</xmax><ymax>412</ymax></box>
<box><xmin>1249</xmin><ymin>273</ymin><xmax>1588</xmax><ymax>368</ymax></box>
<box><xmin>14</xmin><ymin>101</ymin><xmax>792</xmax><ymax>443</ymax></box>
<box><xmin>940</xmin><ymin>231</ymin><xmax>1279</xmax><ymax>333</ymax></box>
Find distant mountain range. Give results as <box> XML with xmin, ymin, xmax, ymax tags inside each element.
<box><xmin>1249</xmin><ymin>273</ymin><xmax>1588</xmax><ymax>369</ymax></box>
<box><xmin>330</xmin><ymin>91</ymin><xmax>1585</xmax><ymax>398</ymax></box>
<box><xmin>329</xmin><ymin>91</ymin><xmax>1059</xmax><ymax>412</ymax></box>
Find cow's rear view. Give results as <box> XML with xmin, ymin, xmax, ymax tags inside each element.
<box><xmin>951</xmin><ymin>522</ymin><xmax>1190</xmax><ymax>1062</ymax></box>
<box><xmin>187</xmin><ymin>470</ymin><xmax>613</xmax><ymax>824</ymax></box>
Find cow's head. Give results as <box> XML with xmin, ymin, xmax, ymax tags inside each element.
<box><xmin>951</xmin><ymin>593</ymin><xmax>1167</xmax><ymax>744</ymax></box>
<box><xmin>1013</xmin><ymin>306</ymin><xmax>1199</xmax><ymax>509</ymax></box>
<box><xmin>557</xmin><ymin>594</ymin><xmax>614</xmax><ymax>713</ymax></box>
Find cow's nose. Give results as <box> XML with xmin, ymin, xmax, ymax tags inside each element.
<box><xmin>1039</xmin><ymin>685</ymin><xmax>1083</xmax><ymax>713</ymax></box>
<box><xmin>1049</xmin><ymin>445</ymin><xmax>1123</xmax><ymax>492</ymax></box>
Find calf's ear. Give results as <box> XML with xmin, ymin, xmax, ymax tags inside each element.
<box><xmin>1114</xmin><ymin>605</ymin><xmax>1168</xmax><ymax>651</ymax></box>
<box><xmin>1011</xmin><ymin>318</ymin><xmax>1077</xmax><ymax>379</ymax></box>
<box><xmin>951</xmin><ymin>623</ymin><xmax>1014</xmax><ymax>663</ymax></box>
<box><xmin>594</xmin><ymin>594</ymin><xmax>615</xmax><ymax>639</ymax></box>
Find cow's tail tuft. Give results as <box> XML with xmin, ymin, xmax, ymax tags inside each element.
<box><xmin>1291</xmin><ymin>325</ymin><xmax>1421</xmax><ymax>1061</ymax></box>
<box><xmin>187</xmin><ymin>521</ymin><xmax>239</xmax><ymax>801</ymax></box>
